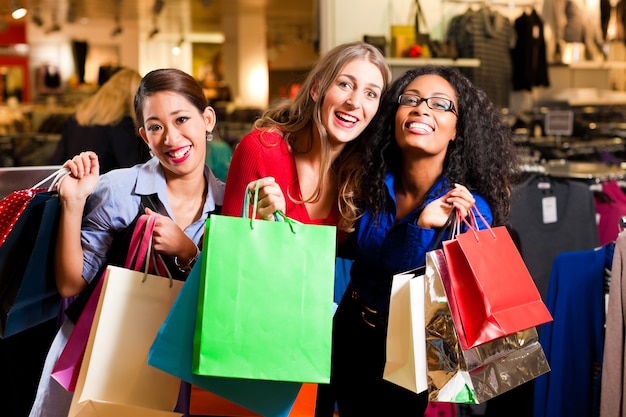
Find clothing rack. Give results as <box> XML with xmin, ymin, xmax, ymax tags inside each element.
<box><xmin>545</xmin><ymin>160</ymin><xmax>626</xmax><ymax>181</ymax></box>
<box><xmin>443</xmin><ymin>0</ymin><xmax>537</xmax><ymax>7</ymax></box>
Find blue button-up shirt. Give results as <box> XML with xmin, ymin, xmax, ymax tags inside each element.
<box><xmin>349</xmin><ymin>173</ymin><xmax>492</xmax><ymax>312</ymax></box>
<box><xmin>79</xmin><ymin>157</ymin><xmax>224</xmax><ymax>282</ymax></box>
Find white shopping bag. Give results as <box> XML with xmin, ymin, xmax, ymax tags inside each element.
<box><xmin>383</xmin><ymin>268</ymin><xmax>428</xmax><ymax>394</ymax></box>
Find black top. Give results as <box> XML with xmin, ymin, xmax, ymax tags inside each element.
<box><xmin>50</xmin><ymin>115</ymin><xmax>150</xmax><ymax>174</ymax></box>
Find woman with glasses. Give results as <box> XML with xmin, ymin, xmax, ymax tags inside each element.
<box><xmin>327</xmin><ymin>66</ymin><xmax>519</xmax><ymax>415</ymax></box>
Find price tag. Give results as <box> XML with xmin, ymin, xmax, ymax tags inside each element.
<box><xmin>544</xmin><ymin>110</ymin><xmax>574</xmax><ymax>137</ymax></box>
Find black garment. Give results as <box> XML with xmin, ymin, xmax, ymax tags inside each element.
<box><xmin>511</xmin><ymin>9</ymin><xmax>550</xmax><ymax>91</ymax></box>
<box><xmin>97</xmin><ymin>65</ymin><xmax>122</xmax><ymax>86</ymax></box>
<box><xmin>0</xmin><ymin>319</ymin><xmax>57</xmax><ymax>417</ymax></box>
<box><xmin>37</xmin><ymin>65</ymin><xmax>63</xmax><ymax>94</ymax></box>
<box><xmin>328</xmin><ymin>288</ymin><xmax>428</xmax><ymax>417</ymax></box>
<box><xmin>50</xmin><ymin>115</ymin><xmax>150</xmax><ymax>174</ymax></box>
<box><xmin>602</xmin><ymin>0</ymin><xmax>612</xmax><ymax>40</ymax></box>
<box><xmin>71</xmin><ymin>40</ymin><xmax>88</xmax><ymax>85</ymax></box>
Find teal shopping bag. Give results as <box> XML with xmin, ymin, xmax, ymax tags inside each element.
<box><xmin>148</xmin><ymin>254</ymin><xmax>303</xmax><ymax>417</ymax></box>
<box><xmin>192</xmin><ymin>202</ymin><xmax>336</xmax><ymax>383</ymax></box>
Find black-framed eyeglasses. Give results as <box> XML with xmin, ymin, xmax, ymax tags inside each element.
<box><xmin>398</xmin><ymin>94</ymin><xmax>457</xmax><ymax>116</ymax></box>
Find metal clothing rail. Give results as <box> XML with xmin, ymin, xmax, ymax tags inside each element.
<box><xmin>443</xmin><ymin>0</ymin><xmax>538</xmax><ymax>7</ymax></box>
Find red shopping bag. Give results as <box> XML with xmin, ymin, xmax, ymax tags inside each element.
<box><xmin>0</xmin><ymin>169</ymin><xmax>67</xmax><ymax>246</ymax></box>
<box><xmin>441</xmin><ymin>207</ymin><xmax>552</xmax><ymax>350</ymax></box>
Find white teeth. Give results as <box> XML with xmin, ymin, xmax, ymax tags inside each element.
<box><xmin>169</xmin><ymin>147</ymin><xmax>189</xmax><ymax>159</ymax></box>
<box><xmin>337</xmin><ymin>113</ymin><xmax>357</xmax><ymax>123</ymax></box>
<box><xmin>408</xmin><ymin>122</ymin><xmax>433</xmax><ymax>132</ymax></box>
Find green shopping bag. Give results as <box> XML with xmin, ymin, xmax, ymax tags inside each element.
<box><xmin>192</xmin><ymin>182</ymin><xmax>336</xmax><ymax>383</ymax></box>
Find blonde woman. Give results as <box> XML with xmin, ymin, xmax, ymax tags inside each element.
<box><xmin>49</xmin><ymin>68</ymin><xmax>149</xmax><ymax>173</ymax></box>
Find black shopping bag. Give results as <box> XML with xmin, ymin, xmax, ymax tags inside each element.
<box><xmin>0</xmin><ymin>169</ymin><xmax>66</xmax><ymax>338</ymax></box>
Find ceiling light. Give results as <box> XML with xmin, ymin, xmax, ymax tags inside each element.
<box><xmin>12</xmin><ymin>8</ymin><xmax>27</xmax><ymax>19</ymax></box>
<box><xmin>172</xmin><ymin>36</ymin><xmax>184</xmax><ymax>55</ymax></box>
<box><xmin>31</xmin><ymin>12</ymin><xmax>43</xmax><ymax>26</ymax></box>
<box><xmin>46</xmin><ymin>23</ymin><xmax>61</xmax><ymax>34</ymax></box>
<box><xmin>11</xmin><ymin>0</ymin><xmax>27</xmax><ymax>20</ymax></box>
<box><xmin>111</xmin><ymin>7</ymin><xmax>122</xmax><ymax>38</ymax></box>
<box><xmin>148</xmin><ymin>27</ymin><xmax>160</xmax><ymax>39</ymax></box>
<box><xmin>153</xmin><ymin>0</ymin><xmax>165</xmax><ymax>15</ymax></box>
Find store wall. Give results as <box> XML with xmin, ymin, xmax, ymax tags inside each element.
<box><xmin>319</xmin><ymin>0</ymin><xmax>543</xmax><ymax>54</ymax></box>
<box><xmin>26</xmin><ymin>17</ymin><xmax>140</xmax><ymax>91</ymax></box>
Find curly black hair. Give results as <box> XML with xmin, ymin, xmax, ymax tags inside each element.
<box><xmin>355</xmin><ymin>66</ymin><xmax>520</xmax><ymax>226</ymax></box>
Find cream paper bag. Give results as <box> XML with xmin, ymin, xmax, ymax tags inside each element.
<box><xmin>382</xmin><ymin>268</ymin><xmax>428</xmax><ymax>394</ymax></box>
<box><xmin>68</xmin><ymin>265</ymin><xmax>184</xmax><ymax>417</ymax></box>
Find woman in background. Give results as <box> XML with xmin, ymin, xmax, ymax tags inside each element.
<box><xmin>49</xmin><ymin>67</ymin><xmax>150</xmax><ymax>173</ymax></box>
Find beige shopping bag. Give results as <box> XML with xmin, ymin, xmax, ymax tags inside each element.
<box><xmin>68</xmin><ymin>265</ymin><xmax>184</xmax><ymax>417</ymax></box>
<box><xmin>382</xmin><ymin>268</ymin><xmax>428</xmax><ymax>394</ymax></box>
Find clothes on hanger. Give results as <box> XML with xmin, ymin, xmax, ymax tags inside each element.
<box><xmin>512</xmin><ymin>7</ymin><xmax>550</xmax><ymax>91</ymax></box>
<box><xmin>534</xmin><ymin>243</ymin><xmax>614</xmax><ymax>417</ymax></box>
<box><xmin>37</xmin><ymin>65</ymin><xmax>63</xmax><ymax>95</ymax></box>
<box><xmin>593</xmin><ymin>178</ymin><xmax>626</xmax><ymax>245</ymax></box>
<box><xmin>445</xmin><ymin>4</ymin><xmax>514</xmax><ymax>108</ymax></box>
<box><xmin>600</xmin><ymin>231</ymin><xmax>626</xmax><ymax>416</ymax></box>
<box><xmin>509</xmin><ymin>174</ymin><xmax>600</xmax><ymax>300</ymax></box>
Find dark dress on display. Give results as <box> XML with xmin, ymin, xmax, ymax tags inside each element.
<box><xmin>50</xmin><ymin>115</ymin><xmax>150</xmax><ymax>174</ymax></box>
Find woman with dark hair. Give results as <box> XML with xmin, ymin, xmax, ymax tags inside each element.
<box><xmin>28</xmin><ymin>68</ymin><xmax>281</xmax><ymax>417</ymax></box>
<box><xmin>328</xmin><ymin>66</ymin><xmax>520</xmax><ymax>416</ymax></box>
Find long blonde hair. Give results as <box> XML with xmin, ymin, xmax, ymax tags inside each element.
<box><xmin>254</xmin><ymin>41</ymin><xmax>391</xmax><ymax>232</ymax></box>
<box><xmin>75</xmin><ymin>68</ymin><xmax>142</xmax><ymax>126</ymax></box>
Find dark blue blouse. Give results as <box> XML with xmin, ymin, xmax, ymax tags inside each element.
<box><xmin>349</xmin><ymin>173</ymin><xmax>492</xmax><ymax>312</ymax></box>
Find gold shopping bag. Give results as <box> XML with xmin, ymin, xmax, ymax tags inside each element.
<box><xmin>425</xmin><ymin>250</ymin><xmax>551</xmax><ymax>403</ymax></box>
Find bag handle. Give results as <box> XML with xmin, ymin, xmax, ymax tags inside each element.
<box><xmin>127</xmin><ymin>214</ymin><xmax>173</xmax><ymax>285</ymax></box>
<box><xmin>127</xmin><ymin>214</ymin><xmax>150</xmax><ymax>269</ymax></box>
<box><xmin>32</xmin><ymin>167</ymin><xmax>71</xmax><ymax>191</ymax></box>
<box><xmin>242</xmin><ymin>180</ymin><xmax>296</xmax><ymax>233</ymax></box>
<box><xmin>455</xmin><ymin>205</ymin><xmax>496</xmax><ymax>242</ymax></box>
<box><xmin>432</xmin><ymin>210</ymin><xmax>456</xmax><ymax>249</ymax></box>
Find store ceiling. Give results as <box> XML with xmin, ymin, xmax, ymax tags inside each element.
<box><xmin>7</xmin><ymin>0</ymin><xmax>315</xmax><ymax>40</ymax></box>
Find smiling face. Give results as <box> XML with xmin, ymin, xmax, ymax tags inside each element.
<box><xmin>314</xmin><ymin>58</ymin><xmax>385</xmax><ymax>146</ymax></box>
<box><xmin>395</xmin><ymin>74</ymin><xmax>458</xmax><ymax>159</ymax></box>
<box><xmin>138</xmin><ymin>91</ymin><xmax>215</xmax><ymax>177</ymax></box>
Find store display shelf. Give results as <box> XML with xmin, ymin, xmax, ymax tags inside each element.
<box><xmin>386</xmin><ymin>58</ymin><xmax>481</xmax><ymax>68</ymax></box>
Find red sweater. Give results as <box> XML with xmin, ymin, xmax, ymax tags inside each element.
<box><xmin>222</xmin><ymin>129</ymin><xmax>341</xmax><ymax>231</ymax></box>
